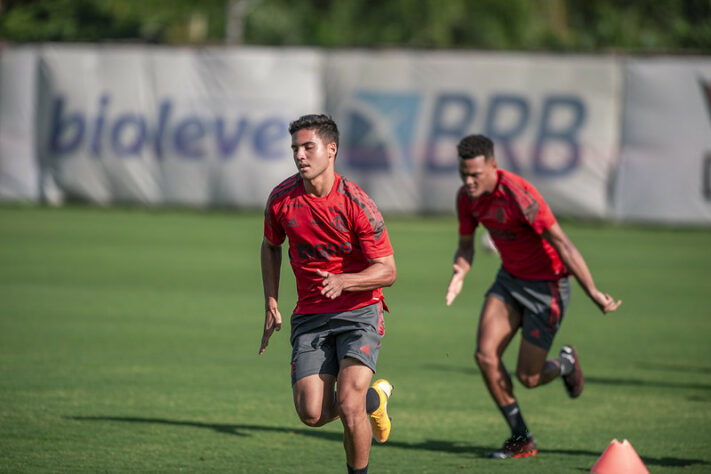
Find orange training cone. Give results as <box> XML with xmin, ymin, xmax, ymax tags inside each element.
<box><xmin>591</xmin><ymin>439</ymin><xmax>649</xmax><ymax>474</ymax></box>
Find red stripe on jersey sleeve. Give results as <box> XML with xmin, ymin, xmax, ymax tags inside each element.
<box><xmin>500</xmin><ymin>171</ymin><xmax>555</xmax><ymax>233</ymax></box>
<box><xmin>340</xmin><ymin>177</ymin><xmax>386</xmax><ymax>241</ymax></box>
<box><xmin>264</xmin><ymin>174</ymin><xmax>301</xmax><ymax>245</ymax></box>
<box><xmin>338</xmin><ymin>176</ymin><xmax>392</xmax><ymax>259</ymax></box>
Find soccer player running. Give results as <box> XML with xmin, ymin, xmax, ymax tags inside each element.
<box><xmin>260</xmin><ymin>114</ymin><xmax>396</xmax><ymax>474</ymax></box>
<box><xmin>445</xmin><ymin>134</ymin><xmax>621</xmax><ymax>459</ymax></box>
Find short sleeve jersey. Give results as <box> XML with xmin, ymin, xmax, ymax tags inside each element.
<box><xmin>264</xmin><ymin>173</ymin><xmax>393</xmax><ymax>314</ymax></box>
<box><xmin>456</xmin><ymin>169</ymin><xmax>567</xmax><ymax>281</ymax></box>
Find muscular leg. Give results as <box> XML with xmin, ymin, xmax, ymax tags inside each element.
<box><xmin>292</xmin><ymin>373</ymin><xmax>339</xmax><ymax>427</ymax></box>
<box><xmin>337</xmin><ymin>357</ymin><xmax>373</xmax><ymax>470</ymax></box>
<box><xmin>475</xmin><ymin>295</ymin><xmax>521</xmax><ymax>406</ymax></box>
<box><xmin>476</xmin><ymin>295</ymin><xmax>537</xmax><ymax>444</ymax></box>
<box><xmin>516</xmin><ymin>338</ymin><xmax>562</xmax><ymax>388</ymax></box>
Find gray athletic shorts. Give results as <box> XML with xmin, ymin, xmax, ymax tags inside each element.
<box><xmin>290</xmin><ymin>302</ymin><xmax>385</xmax><ymax>385</ymax></box>
<box><xmin>485</xmin><ymin>267</ymin><xmax>571</xmax><ymax>350</ymax></box>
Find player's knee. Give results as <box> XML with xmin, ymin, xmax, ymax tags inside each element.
<box><xmin>337</xmin><ymin>396</ymin><xmax>361</xmax><ymax>420</ymax></box>
<box><xmin>297</xmin><ymin>413</ymin><xmax>322</xmax><ymax>427</ymax></box>
<box><xmin>475</xmin><ymin>348</ymin><xmax>498</xmax><ymax>372</ymax></box>
<box><xmin>296</xmin><ymin>407</ymin><xmax>326</xmax><ymax>427</ymax></box>
<box><xmin>337</xmin><ymin>397</ymin><xmax>365</xmax><ymax>432</ymax></box>
<box><xmin>516</xmin><ymin>370</ymin><xmax>540</xmax><ymax>388</ymax></box>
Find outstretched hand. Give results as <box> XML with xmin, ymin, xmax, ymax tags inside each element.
<box><xmin>590</xmin><ymin>289</ymin><xmax>622</xmax><ymax>314</ymax></box>
<box><xmin>445</xmin><ymin>263</ymin><xmax>467</xmax><ymax>306</ymax></box>
<box><xmin>259</xmin><ymin>307</ymin><xmax>282</xmax><ymax>355</ymax></box>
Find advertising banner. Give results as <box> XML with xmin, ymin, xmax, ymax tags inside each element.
<box><xmin>325</xmin><ymin>51</ymin><xmax>622</xmax><ymax>217</ymax></box>
<box><xmin>613</xmin><ymin>58</ymin><xmax>711</xmax><ymax>224</ymax></box>
<box><xmin>37</xmin><ymin>45</ymin><xmax>322</xmax><ymax>207</ymax></box>
<box><xmin>0</xmin><ymin>47</ymin><xmax>40</xmax><ymax>201</ymax></box>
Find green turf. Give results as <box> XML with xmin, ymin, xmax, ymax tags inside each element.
<box><xmin>1</xmin><ymin>205</ymin><xmax>710</xmax><ymax>473</ymax></box>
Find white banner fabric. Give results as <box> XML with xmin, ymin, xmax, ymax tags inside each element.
<box><xmin>613</xmin><ymin>58</ymin><xmax>711</xmax><ymax>224</ymax></box>
<box><xmin>325</xmin><ymin>51</ymin><xmax>622</xmax><ymax>217</ymax></box>
<box><xmin>37</xmin><ymin>45</ymin><xmax>322</xmax><ymax>207</ymax></box>
<box><xmin>0</xmin><ymin>46</ymin><xmax>40</xmax><ymax>201</ymax></box>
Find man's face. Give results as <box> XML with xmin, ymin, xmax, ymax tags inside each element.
<box><xmin>291</xmin><ymin>129</ymin><xmax>336</xmax><ymax>181</ymax></box>
<box><xmin>459</xmin><ymin>155</ymin><xmax>498</xmax><ymax>198</ymax></box>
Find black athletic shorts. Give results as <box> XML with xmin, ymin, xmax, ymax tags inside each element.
<box><xmin>289</xmin><ymin>302</ymin><xmax>385</xmax><ymax>385</ymax></box>
<box><xmin>486</xmin><ymin>267</ymin><xmax>571</xmax><ymax>350</ymax></box>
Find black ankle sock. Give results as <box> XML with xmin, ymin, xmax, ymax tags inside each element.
<box><xmin>498</xmin><ymin>401</ymin><xmax>529</xmax><ymax>438</ymax></box>
<box><xmin>365</xmin><ymin>387</ymin><xmax>380</xmax><ymax>414</ymax></box>
<box><xmin>347</xmin><ymin>464</ymin><xmax>368</xmax><ymax>474</ymax></box>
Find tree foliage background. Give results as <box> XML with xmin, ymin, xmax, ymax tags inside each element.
<box><xmin>1</xmin><ymin>0</ymin><xmax>710</xmax><ymax>52</ymax></box>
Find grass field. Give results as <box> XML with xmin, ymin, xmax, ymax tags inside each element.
<box><xmin>1</xmin><ymin>205</ymin><xmax>710</xmax><ymax>473</ymax></box>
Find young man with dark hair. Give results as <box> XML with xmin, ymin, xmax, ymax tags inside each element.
<box><xmin>446</xmin><ymin>134</ymin><xmax>621</xmax><ymax>459</ymax></box>
<box><xmin>260</xmin><ymin>114</ymin><xmax>396</xmax><ymax>474</ymax></box>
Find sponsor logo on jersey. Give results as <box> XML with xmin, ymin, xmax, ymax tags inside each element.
<box><xmin>488</xmin><ymin>227</ymin><xmax>517</xmax><ymax>241</ymax></box>
<box><xmin>296</xmin><ymin>242</ymin><xmax>353</xmax><ymax>260</ymax></box>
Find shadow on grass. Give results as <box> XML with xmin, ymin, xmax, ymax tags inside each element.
<box><xmin>67</xmin><ymin>416</ymin><xmax>709</xmax><ymax>467</ymax></box>
<box><xmin>424</xmin><ymin>365</ymin><xmax>711</xmax><ymax>391</ymax></box>
<box><xmin>67</xmin><ymin>415</ymin><xmax>487</xmax><ymax>455</ymax></box>
<box><xmin>635</xmin><ymin>361</ymin><xmax>711</xmax><ymax>375</ymax></box>
<box><xmin>585</xmin><ymin>376</ymin><xmax>711</xmax><ymax>391</ymax></box>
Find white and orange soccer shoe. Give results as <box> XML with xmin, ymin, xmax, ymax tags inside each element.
<box><xmin>369</xmin><ymin>379</ymin><xmax>393</xmax><ymax>443</ymax></box>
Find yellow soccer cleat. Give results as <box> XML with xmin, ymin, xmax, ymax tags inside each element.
<box><xmin>369</xmin><ymin>379</ymin><xmax>393</xmax><ymax>443</ymax></box>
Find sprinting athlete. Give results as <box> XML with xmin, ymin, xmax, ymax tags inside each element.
<box><xmin>260</xmin><ymin>114</ymin><xmax>396</xmax><ymax>474</ymax></box>
<box><xmin>445</xmin><ymin>134</ymin><xmax>621</xmax><ymax>459</ymax></box>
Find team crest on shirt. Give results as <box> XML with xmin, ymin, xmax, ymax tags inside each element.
<box><xmin>331</xmin><ymin>214</ymin><xmax>348</xmax><ymax>233</ymax></box>
<box><xmin>481</xmin><ymin>205</ymin><xmax>508</xmax><ymax>224</ymax></box>
<box><xmin>495</xmin><ymin>207</ymin><xmax>507</xmax><ymax>224</ymax></box>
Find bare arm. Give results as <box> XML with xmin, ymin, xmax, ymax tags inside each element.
<box><xmin>542</xmin><ymin>223</ymin><xmax>621</xmax><ymax>314</ymax></box>
<box><xmin>259</xmin><ymin>237</ymin><xmax>283</xmax><ymax>354</ymax></box>
<box><xmin>445</xmin><ymin>233</ymin><xmax>475</xmax><ymax>306</ymax></box>
<box><xmin>316</xmin><ymin>254</ymin><xmax>397</xmax><ymax>300</ymax></box>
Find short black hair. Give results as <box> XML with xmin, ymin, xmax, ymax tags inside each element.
<box><xmin>288</xmin><ymin>114</ymin><xmax>339</xmax><ymax>152</ymax></box>
<box><xmin>457</xmin><ymin>134</ymin><xmax>494</xmax><ymax>160</ymax></box>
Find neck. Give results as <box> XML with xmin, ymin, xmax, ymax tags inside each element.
<box><xmin>304</xmin><ymin>171</ymin><xmax>336</xmax><ymax>197</ymax></box>
<box><xmin>484</xmin><ymin>168</ymin><xmax>500</xmax><ymax>194</ymax></box>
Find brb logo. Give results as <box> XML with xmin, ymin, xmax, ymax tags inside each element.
<box><xmin>341</xmin><ymin>90</ymin><xmax>587</xmax><ymax>177</ymax></box>
<box><xmin>342</xmin><ymin>91</ymin><xmax>421</xmax><ymax>172</ymax></box>
<box><xmin>296</xmin><ymin>242</ymin><xmax>353</xmax><ymax>261</ymax></box>
<box><xmin>47</xmin><ymin>94</ymin><xmax>290</xmax><ymax>161</ymax></box>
